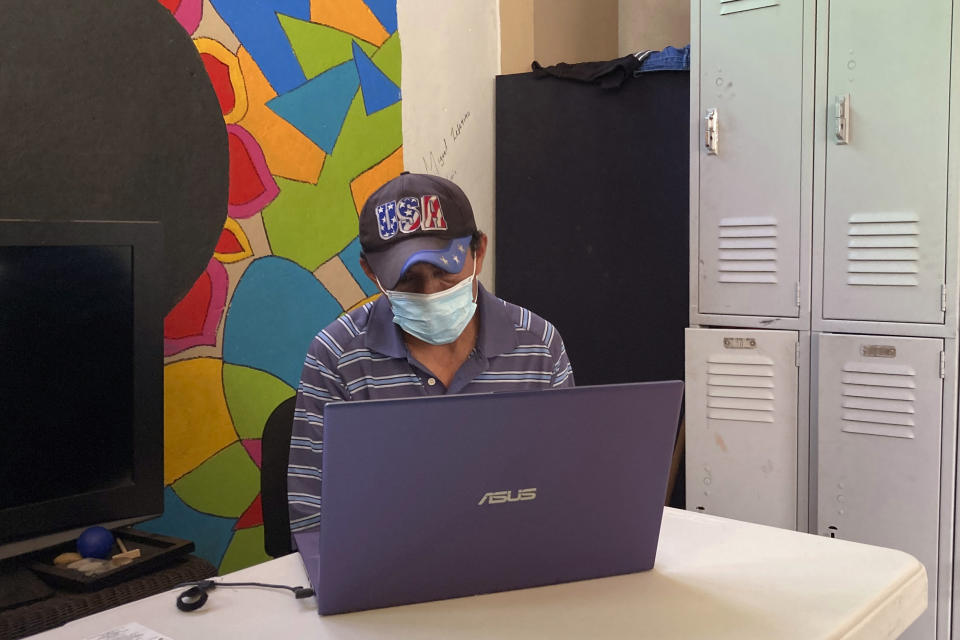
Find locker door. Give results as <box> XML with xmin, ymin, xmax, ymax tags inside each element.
<box><xmin>697</xmin><ymin>0</ymin><xmax>804</xmax><ymax>318</ymax></box>
<box><xmin>685</xmin><ymin>328</ymin><xmax>798</xmax><ymax>528</ymax></box>
<box><xmin>817</xmin><ymin>333</ymin><xmax>943</xmax><ymax>639</ymax></box>
<box><xmin>821</xmin><ymin>1</ymin><xmax>951</xmax><ymax>324</ymax></box>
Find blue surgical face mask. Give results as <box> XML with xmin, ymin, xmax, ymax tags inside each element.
<box><xmin>379</xmin><ymin>265</ymin><xmax>478</xmax><ymax>345</ymax></box>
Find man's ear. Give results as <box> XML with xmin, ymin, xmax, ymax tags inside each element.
<box><xmin>360</xmin><ymin>256</ymin><xmax>384</xmax><ymax>293</ymax></box>
<box><xmin>472</xmin><ymin>233</ymin><xmax>488</xmax><ymax>277</ymax></box>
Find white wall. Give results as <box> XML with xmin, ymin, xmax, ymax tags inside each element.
<box><xmin>398</xmin><ymin>0</ymin><xmax>501</xmax><ymax>290</ymax></box>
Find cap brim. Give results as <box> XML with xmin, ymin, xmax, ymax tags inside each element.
<box><xmin>365</xmin><ymin>235</ymin><xmax>473</xmax><ymax>289</ymax></box>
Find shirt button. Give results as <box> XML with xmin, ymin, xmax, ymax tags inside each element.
<box><xmin>427</xmin><ymin>377</ymin><xmax>436</xmax><ymax>386</ymax></box>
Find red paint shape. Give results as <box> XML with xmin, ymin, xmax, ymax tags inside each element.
<box><xmin>158</xmin><ymin>0</ymin><xmax>182</xmax><ymax>13</ymax></box>
<box><xmin>164</xmin><ymin>271</ymin><xmax>211</xmax><ymax>340</ymax></box>
<box><xmin>201</xmin><ymin>53</ymin><xmax>236</xmax><ymax>115</ymax></box>
<box><xmin>229</xmin><ymin>132</ymin><xmax>263</xmax><ymax>205</ymax></box>
<box><xmin>215</xmin><ymin>227</ymin><xmax>244</xmax><ymax>254</ymax></box>
<box><xmin>234</xmin><ymin>494</ymin><xmax>264</xmax><ymax>530</ymax></box>
<box><xmin>225</xmin><ymin>125</ymin><xmax>279</xmax><ymax>219</ymax></box>
<box><xmin>163</xmin><ymin>259</ymin><xmax>229</xmax><ymax>356</ymax></box>
<box><xmin>242</xmin><ymin>439</ymin><xmax>262</xmax><ymax>468</ymax></box>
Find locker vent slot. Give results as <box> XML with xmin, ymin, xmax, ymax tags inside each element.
<box><xmin>840</xmin><ymin>361</ymin><xmax>917</xmax><ymax>439</ymax></box>
<box><xmin>847</xmin><ymin>212</ymin><xmax>919</xmax><ymax>287</ymax></box>
<box><xmin>706</xmin><ymin>353</ymin><xmax>775</xmax><ymax>423</ymax></box>
<box><xmin>720</xmin><ymin>0</ymin><xmax>780</xmax><ymax>15</ymax></box>
<box><xmin>718</xmin><ymin>216</ymin><xmax>778</xmax><ymax>284</ymax></box>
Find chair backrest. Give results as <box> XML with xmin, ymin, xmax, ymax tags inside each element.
<box><xmin>260</xmin><ymin>397</ymin><xmax>296</xmax><ymax>558</ymax></box>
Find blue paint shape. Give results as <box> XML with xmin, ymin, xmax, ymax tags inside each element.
<box><xmin>352</xmin><ymin>41</ymin><xmax>401</xmax><ymax>115</ymax></box>
<box><xmin>340</xmin><ymin>236</ymin><xmax>379</xmax><ymax>296</ymax></box>
<box><xmin>363</xmin><ymin>0</ymin><xmax>397</xmax><ymax>34</ymax></box>
<box><xmin>138</xmin><ymin>487</ymin><xmax>237</xmax><ymax>569</ymax></box>
<box><xmin>209</xmin><ymin>0</ymin><xmax>310</xmax><ymax>95</ymax></box>
<box><xmin>223</xmin><ymin>256</ymin><xmax>342</xmax><ymax>389</ymax></box>
<box><xmin>267</xmin><ymin>61</ymin><xmax>359</xmax><ymax>154</ymax></box>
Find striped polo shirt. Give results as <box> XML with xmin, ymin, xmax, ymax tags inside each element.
<box><xmin>287</xmin><ymin>284</ymin><xmax>574</xmax><ymax>534</ymax></box>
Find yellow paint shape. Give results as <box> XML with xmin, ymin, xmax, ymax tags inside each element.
<box><xmin>310</xmin><ymin>0</ymin><xmax>390</xmax><ymax>46</ymax></box>
<box><xmin>350</xmin><ymin>146</ymin><xmax>404</xmax><ymax>215</ymax></box>
<box><xmin>348</xmin><ymin>292</ymin><xmax>381</xmax><ymax>312</ymax></box>
<box><xmin>194</xmin><ymin>38</ymin><xmax>248</xmax><ymax>124</ymax></box>
<box><xmin>236</xmin><ymin>46</ymin><xmax>326</xmax><ymax>184</ymax></box>
<box><xmin>214</xmin><ymin>217</ymin><xmax>254</xmax><ymax>263</ymax></box>
<box><xmin>164</xmin><ymin>358</ymin><xmax>238</xmax><ymax>484</ymax></box>
<box><xmin>314</xmin><ymin>256</ymin><xmax>366</xmax><ymax>310</ymax></box>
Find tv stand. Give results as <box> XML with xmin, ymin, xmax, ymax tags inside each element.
<box><xmin>0</xmin><ymin>554</ymin><xmax>215</xmax><ymax>640</ymax></box>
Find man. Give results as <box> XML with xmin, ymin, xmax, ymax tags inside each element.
<box><xmin>287</xmin><ymin>172</ymin><xmax>574</xmax><ymax>537</ymax></box>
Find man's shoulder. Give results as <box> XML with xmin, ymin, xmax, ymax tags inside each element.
<box><xmin>489</xmin><ymin>293</ymin><xmax>562</xmax><ymax>347</ymax></box>
<box><xmin>309</xmin><ymin>301</ymin><xmax>376</xmax><ymax>361</ymax></box>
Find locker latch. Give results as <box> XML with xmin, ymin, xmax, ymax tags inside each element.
<box><xmin>834</xmin><ymin>94</ymin><xmax>851</xmax><ymax>145</ymax></box>
<box><xmin>704</xmin><ymin>108</ymin><xmax>719</xmax><ymax>155</ymax></box>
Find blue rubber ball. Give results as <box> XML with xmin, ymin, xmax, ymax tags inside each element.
<box><xmin>77</xmin><ymin>526</ymin><xmax>114</xmax><ymax>559</ymax></box>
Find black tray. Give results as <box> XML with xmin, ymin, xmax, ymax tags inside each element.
<box><xmin>28</xmin><ymin>528</ymin><xmax>194</xmax><ymax>591</ymax></box>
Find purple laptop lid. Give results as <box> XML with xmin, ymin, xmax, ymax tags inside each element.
<box><xmin>306</xmin><ymin>380</ymin><xmax>683</xmax><ymax>615</ymax></box>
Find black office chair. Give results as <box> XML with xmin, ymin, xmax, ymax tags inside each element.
<box><xmin>260</xmin><ymin>397</ymin><xmax>297</xmax><ymax>558</ymax></box>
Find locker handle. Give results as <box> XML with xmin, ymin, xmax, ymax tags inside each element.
<box><xmin>704</xmin><ymin>108</ymin><xmax>719</xmax><ymax>155</ymax></box>
<box><xmin>834</xmin><ymin>94</ymin><xmax>850</xmax><ymax>145</ymax></box>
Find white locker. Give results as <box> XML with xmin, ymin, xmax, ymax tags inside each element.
<box><xmin>685</xmin><ymin>328</ymin><xmax>801</xmax><ymax>528</ymax></box>
<box><xmin>695</xmin><ymin>0</ymin><xmax>808</xmax><ymax>319</ymax></box>
<box><xmin>816</xmin><ymin>333</ymin><xmax>944</xmax><ymax>640</ymax></box>
<box><xmin>819</xmin><ymin>0</ymin><xmax>952</xmax><ymax>325</ymax></box>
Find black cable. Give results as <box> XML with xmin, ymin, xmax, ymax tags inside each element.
<box><xmin>174</xmin><ymin>579</ymin><xmax>315</xmax><ymax>612</ymax></box>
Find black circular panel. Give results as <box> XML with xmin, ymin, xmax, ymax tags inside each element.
<box><xmin>0</xmin><ymin>0</ymin><xmax>229</xmax><ymax>312</ymax></box>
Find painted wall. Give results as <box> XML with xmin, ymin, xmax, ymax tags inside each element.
<box><xmin>534</xmin><ymin>0</ymin><xmax>618</xmax><ymax>66</ymax></box>
<box><xmin>144</xmin><ymin>0</ymin><xmax>403</xmax><ymax>573</ymax></box>
<box><xmin>499</xmin><ymin>0</ymin><xmax>619</xmax><ymax>75</ymax></box>
<box><xmin>499</xmin><ymin>0</ymin><xmax>534</xmax><ymax>75</ymax></box>
<box><xmin>618</xmin><ymin>0</ymin><xmax>691</xmax><ymax>55</ymax></box>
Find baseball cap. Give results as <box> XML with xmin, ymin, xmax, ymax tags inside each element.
<box><xmin>359</xmin><ymin>172</ymin><xmax>478</xmax><ymax>289</ymax></box>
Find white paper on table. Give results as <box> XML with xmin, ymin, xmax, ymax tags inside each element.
<box><xmin>83</xmin><ymin>622</ymin><xmax>174</xmax><ymax>640</ymax></box>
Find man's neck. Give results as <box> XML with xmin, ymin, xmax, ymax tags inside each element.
<box><xmin>403</xmin><ymin>315</ymin><xmax>479</xmax><ymax>388</ymax></box>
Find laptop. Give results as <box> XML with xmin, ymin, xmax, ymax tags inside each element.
<box><xmin>301</xmin><ymin>380</ymin><xmax>684</xmax><ymax>615</ymax></box>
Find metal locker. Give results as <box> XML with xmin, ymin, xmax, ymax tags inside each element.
<box><xmin>816</xmin><ymin>333</ymin><xmax>944</xmax><ymax>640</ymax></box>
<box><xmin>820</xmin><ymin>0</ymin><xmax>952</xmax><ymax>325</ymax></box>
<box><xmin>685</xmin><ymin>328</ymin><xmax>800</xmax><ymax>528</ymax></box>
<box><xmin>696</xmin><ymin>0</ymin><xmax>806</xmax><ymax>319</ymax></box>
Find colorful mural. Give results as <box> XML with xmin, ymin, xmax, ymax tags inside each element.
<box><xmin>144</xmin><ymin>0</ymin><xmax>401</xmax><ymax>573</ymax></box>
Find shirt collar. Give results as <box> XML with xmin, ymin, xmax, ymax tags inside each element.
<box><xmin>363</xmin><ymin>283</ymin><xmax>518</xmax><ymax>359</ymax></box>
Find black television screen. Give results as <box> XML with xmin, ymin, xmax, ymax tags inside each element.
<box><xmin>0</xmin><ymin>220</ymin><xmax>163</xmax><ymax>555</ymax></box>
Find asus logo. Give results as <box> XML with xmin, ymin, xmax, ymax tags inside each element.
<box><xmin>477</xmin><ymin>488</ymin><xmax>537</xmax><ymax>505</ymax></box>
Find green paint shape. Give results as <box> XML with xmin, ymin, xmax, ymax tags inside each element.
<box><xmin>371</xmin><ymin>31</ymin><xmax>401</xmax><ymax>86</ymax></box>
<box><xmin>218</xmin><ymin>525</ymin><xmax>272</xmax><ymax>574</ymax></box>
<box><xmin>172</xmin><ymin>442</ymin><xmax>261</xmax><ymax>518</ymax></box>
<box><xmin>278</xmin><ymin>15</ymin><xmax>378</xmax><ymax>79</ymax></box>
<box><xmin>223</xmin><ymin>364</ymin><xmax>295</xmax><ymax>440</ymax></box>
<box><xmin>263</xmin><ymin>93</ymin><xmax>401</xmax><ymax>270</ymax></box>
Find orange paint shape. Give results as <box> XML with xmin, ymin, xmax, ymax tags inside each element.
<box><xmin>350</xmin><ymin>146</ymin><xmax>404</xmax><ymax>215</ymax></box>
<box><xmin>194</xmin><ymin>38</ymin><xmax>248</xmax><ymax>124</ymax></box>
<box><xmin>236</xmin><ymin>46</ymin><xmax>326</xmax><ymax>184</ymax></box>
<box><xmin>310</xmin><ymin>0</ymin><xmax>390</xmax><ymax>46</ymax></box>
<box><xmin>163</xmin><ymin>358</ymin><xmax>239</xmax><ymax>484</ymax></box>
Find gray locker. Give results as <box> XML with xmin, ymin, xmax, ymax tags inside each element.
<box><xmin>685</xmin><ymin>328</ymin><xmax>800</xmax><ymax>528</ymax></box>
<box><xmin>696</xmin><ymin>0</ymin><xmax>806</xmax><ymax>319</ymax></box>
<box><xmin>820</xmin><ymin>0</ymin><xmax>952</xmax><ymax>325</ymax></box>
<box><xmin>817</xmin><ymin>333</ymin><xmax>944</xmax><ymax>640</ymax></box>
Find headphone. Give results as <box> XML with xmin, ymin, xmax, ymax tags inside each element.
<box><xmin>174</xmin><ymin>579</ymin><xmax>315</xmax><ymax>612</ymax></box>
